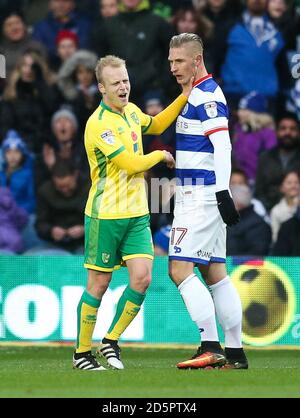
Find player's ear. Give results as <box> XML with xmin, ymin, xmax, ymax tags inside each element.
<box><xmin>98</xmin><ymin>83</ymin><xmax>105</xmax><ymax>95</ymax></box>
<box><xmin>194</xmin><ymin>55</ymin><xmax>201</xmax><ymax>67</ymax></box>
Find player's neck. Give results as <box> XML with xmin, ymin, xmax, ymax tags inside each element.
<box><xmin>103</xmin><ymin>98</ymin><xmax>125</xmax><ymax>115</ymax></box>
<box><xmin>191</xmin><ymin>64</ymin><xmax>209</xmax><ymax>87</ymax></box>
<box><xmin>195</xmin><ymin>67</ymin><xmax>208</xmax><ymax>82</ymax></box>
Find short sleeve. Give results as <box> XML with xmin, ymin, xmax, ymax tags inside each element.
<box><xmin>190</xmin><ymin>86</ymin><xmax>229</xmax><ymax>136</ymax></box>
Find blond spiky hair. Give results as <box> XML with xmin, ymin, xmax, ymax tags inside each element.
<box><xmin>95</xmin><ymin>55</ymin><xmax>126</xmax><ymax>83</ymax></box>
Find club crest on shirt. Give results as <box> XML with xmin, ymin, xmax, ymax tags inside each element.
<box><xmin>130</xmin><ymin>112</ymin><xmax>139</xmax><ymax>125</ymax></box>
<box><xmin>100</xmin><ymin>130</ymin><xmax>115</xmax><ymax>145</ymax></box>
<box><xmin>204</xmin><ymin>101</ymin><xmax>217</xmax><ymax>118</ymax></box>
<box><xmin>181</xmin><ymin>103</ymin><xmax>189</xmax><ymax>116</ymax></box>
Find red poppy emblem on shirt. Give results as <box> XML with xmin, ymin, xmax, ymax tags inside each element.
<box><xmin>131</xmin><ymin>131</ymin><xmax>138</xmax><ymax>142</ymax></box>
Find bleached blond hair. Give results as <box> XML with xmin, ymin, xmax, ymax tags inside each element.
<box><xmin>169</xmin><ymin>33</ymin><xmax>203</xmax><ymax>54</ymax></box>
<box><xmin>95</xmin><ymin>55</ymin><xmax>126</xmax><ymax>83</ymax></box>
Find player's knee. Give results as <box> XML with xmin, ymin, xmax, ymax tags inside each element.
<box><xmin>97</xmin><ymin>279</ymin><xmax>110</xmax><ymax>294</ymax></box>
<box><xmin>139</xmin><ymin>272</ymin><xmax>152</xmax><ymax>292</ymax></box>
<box><xmin>87</xmin><ymin>270</ymin><xmax>111</xmax><ymax>297</ymax></box>
<box><xmin>131</xmin><ymin>271</ymin><xmax>152</xmax><ymax>293</ymax></box>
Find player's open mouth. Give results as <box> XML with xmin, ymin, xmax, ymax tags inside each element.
<box><xmin>119</xmin><ymin>94</ymin><xmax>127</xmax><ymax>99</ymax></box>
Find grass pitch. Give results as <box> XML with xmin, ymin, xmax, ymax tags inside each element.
<box><xmin>0</xmin><ymin>345</ymin><xmax>299</xmax><ymax>398</ymax></box>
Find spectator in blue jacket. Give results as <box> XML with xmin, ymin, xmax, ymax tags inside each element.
<box><xmin>0</xmin><ymin>130</ymin><xmax>35</xmax><ymax>215</ymax></box>
<box><xmin>220</xmin><ymin>0</ymin><xmax>290</xmax><ymax>113</ymax></box>
<box><xmin>32</xmin><ymin>0</ymin><xmax>91</xmax><ymax>67</ymax></box>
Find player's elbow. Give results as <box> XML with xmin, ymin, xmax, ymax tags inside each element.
<box><xmin>148</xmin><ymin>118</ymin><xmax>164</xmax><ymax>135</ymax></box>
<box><xmin>151</xmin><ymin>127</ymin><xmax>164</xmax><ymax>135</ymax></box>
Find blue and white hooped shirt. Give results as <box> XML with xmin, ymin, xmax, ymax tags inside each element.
<box><xmin>175</xmin><ymin>74</ymin><xmax>229</xmax><ymax>192</ymax></box>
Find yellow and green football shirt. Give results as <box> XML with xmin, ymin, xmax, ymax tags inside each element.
<box><xmin>85</xmin><ymin>101</ymin><xmax>154</xmax><ymax>219</ymax></box>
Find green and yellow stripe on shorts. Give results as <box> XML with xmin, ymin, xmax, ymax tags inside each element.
<box><xmin>84</xmin><ymin>214</ymin><xmax>154</xmax><ymax>272</ymax></box>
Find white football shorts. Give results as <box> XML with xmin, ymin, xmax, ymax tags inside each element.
<box><xmin>169</xmin><ymin>185</ymin><xmax>226</xmax><ymax>264</ymax></box>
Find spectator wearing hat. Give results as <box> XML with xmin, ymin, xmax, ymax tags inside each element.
<box><xmin>32</xmin><ymin>0</ymin><xmax>91</xmax><ymax>65</ymax></box>
<box><xmin>232</xmin><ymin>91</ymin><xmax>277</xmax><ymax>185</ymax></box>
<box><xmin>0</xmin><ymin>12</ymin><xmax>46</xmax><ymax>80</ymax></box>
<box><xmin>0</xmin><ymin>187</ymin><xmax>28</xmax><ymax>254</ymax></box>
<box><xmin>35</xmin><ymin>107</ymin><xmax>89</xmax><ymax>189</ymax></box>
<box><xmin>0</xmin><ymin>130</ymin><xmax>35</xmax><ymax>215</ymax></box>
<box><xmin>52</xmin><ymin>29</ymin><xmax>79</xmax><ymax>72</ymax></box>
<box><xmin>57</xmin><ymin>50</ymin><xmax>100</xmax><ymax>134</ymax></box>
<box><xmin>0</xmin><ymin>130</ymin><xmax>42</xmax><ymax>251</ymax></box>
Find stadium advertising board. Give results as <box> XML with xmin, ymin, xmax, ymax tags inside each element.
<box><xmin>0</xmin><ymin>256</ymin><xmax>299</xmax><ymax>346</ymax></box>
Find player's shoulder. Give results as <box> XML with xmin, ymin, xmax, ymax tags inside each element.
<box><xmin>126</xmin><ymin>102</ymin><xmax>146</xmax><ymax>125</ymax></box>
<box><xmin>86</xmin><ymin>105</ymin><xmax>101</xmax><ymax>125</ymax></box>
<box><xmin>190</xmin><ymin>75</ymin><xmax>227</xmax><ymax>106</ymax></box>
<box><xmin>127</xmin><ymin>101</ymin><xmax>143</xmax><ymax>114</ymax></box>
<box><xmin>86</xmin><ymin>105</ymin><xmax>112</xmax><ymax>131</ymax></box>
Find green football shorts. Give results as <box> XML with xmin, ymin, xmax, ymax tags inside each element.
<box><xmin>84</xmin><ymin>214</ymin><xmax>154</xmax><ymax>272</ymax></box>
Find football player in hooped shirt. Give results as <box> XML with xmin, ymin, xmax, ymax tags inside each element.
<box><xmin>168</xmin><ymin>33</ymin><xmax>248</xmax><ymax>369</ymax></box>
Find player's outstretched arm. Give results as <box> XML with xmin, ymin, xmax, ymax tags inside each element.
<box><xmin>111</xmin><ymin>149</ymin><xmax>174</xmax><ymax>175</ymax></box>
<box><xmin>145</xmin><ymin>77</ymin><xmax>194</xmax><ymax>136</ymax></box>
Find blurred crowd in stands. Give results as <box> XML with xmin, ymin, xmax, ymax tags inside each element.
<box><xmin>0</xmin><ymin>0</ymin><xmax>300</xmax><ymax>256</ymax></box>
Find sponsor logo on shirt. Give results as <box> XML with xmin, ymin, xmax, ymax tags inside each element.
<box><xmin>100</xmin><ymin>130</ymin><xmax>115</xmax><ymax>145</ymax></box>
<box><xmin>204</xmin><ymin>101</ymin><xmax>217</xmax><ymax>118</ymax></box>
<box><xmin>176</xmin><ymin>120</ymin><xmax>189</xmax><ymax>130</ymax></box>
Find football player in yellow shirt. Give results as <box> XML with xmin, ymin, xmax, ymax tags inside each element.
<box><xmin>73</xmin><ymin>55</ymin><xmax>192</xmax><ymax>371</ymax></box>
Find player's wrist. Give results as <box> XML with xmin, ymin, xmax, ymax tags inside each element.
<box><xmin>161</xmin><ymin>150</ymin><xmax>167</xmax><ymax>161</ymax></box>
<box><xmin>216</xmin><ymin>190</ymin><xmax>230</xmax><ymax>201</ymax></box>
<box><xmin>180</xmin><ymin>92</ymin><xmax>189</xmax><ymax>99</ymax></box>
